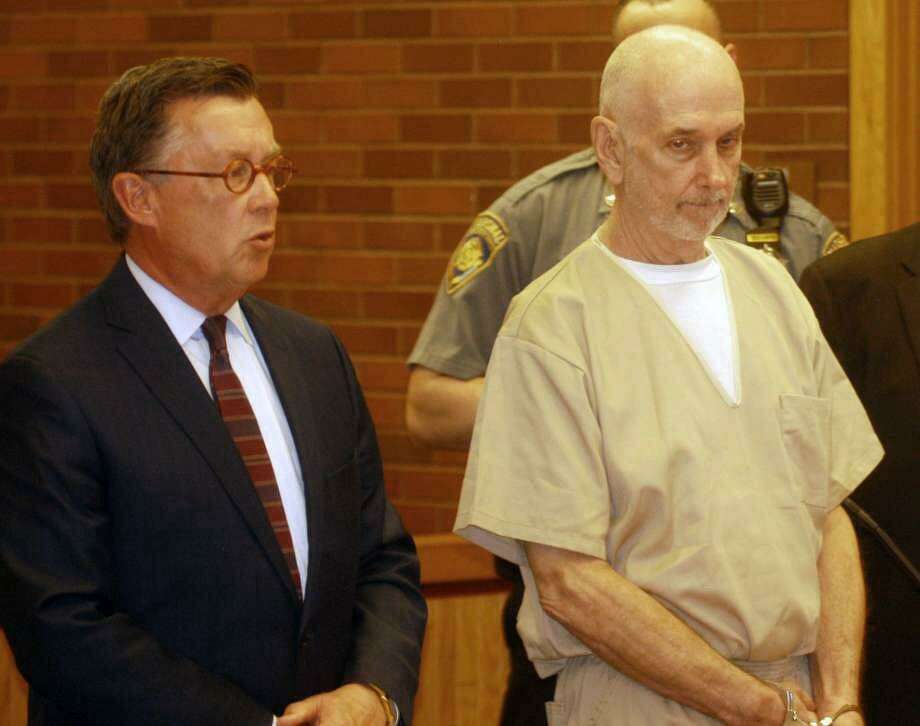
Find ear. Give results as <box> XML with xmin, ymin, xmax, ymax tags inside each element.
<box><xmin>591</xmin><ymin>115</ymin><xmax>625</xmax><ymax>186</ymax></box>
<box><xmin>111</xmin><ymin>172</ymin><xmax>158</xmax><ymax>231</ymax></box>
<box><xmin>724</xmin><ymin>42</ymin><xmax>738</xmax><ymax>64</ymax></box>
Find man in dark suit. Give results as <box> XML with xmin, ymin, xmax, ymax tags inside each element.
<box><xmin>799</xmin><ymin>221</ymin><xmax>920</xmax><ymax>725</ymax></box>
<box><xmin>0</xmin><ymin>57</ymin><xmax>426</xmax><ymax>726</ymax></box>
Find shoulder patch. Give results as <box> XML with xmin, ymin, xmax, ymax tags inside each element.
<box><xmin>446</xmin><ymin>212</ymin><xmax>509</xmax><ymax>294</ymax></box>
<box><xmin>821</xmin><ymin>230</ymin><xmax>849</xmax><ymax>256</ymax></box>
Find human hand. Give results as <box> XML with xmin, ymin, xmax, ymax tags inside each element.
<box><xmin>277</xmin><ymin>683</ymin><xmax>387</xmax><ymax>726</ymax></box>
<box><xmin>767</xmin><ymin>681</ymin><xmax>817</xmax><ymax>725</ymax></box>
<box><xmin>827</xmin><ymin>711</ymin><xmax>862</xmax><ymax>726</ymax></box>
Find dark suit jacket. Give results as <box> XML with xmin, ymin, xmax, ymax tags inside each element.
<box><xmin>799</xmin><ymin>222</ymin><xmax>919</xmax><ymax>724</ymax></box>
<box><xmin>0</xmin><ymin>257</ymin><xmax>426</xmax><ymax>726</ymax></box>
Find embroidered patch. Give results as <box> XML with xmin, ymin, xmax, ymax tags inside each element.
<box><xmin>446</xmin><ymin>212</ymin><xmax>510</xmax><ymax>294</ymax></box>
<box><xmin>821</xmin><ymin>230</ymin><xmax>849</xmax><ymax>255</ymax></box>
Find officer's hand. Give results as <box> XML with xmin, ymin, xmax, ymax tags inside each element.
<box><xmin>277</xmin><ymin>683</ymin><xmax>386</xmax><ymax>726</ymax></box>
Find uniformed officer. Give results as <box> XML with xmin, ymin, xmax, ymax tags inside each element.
<box><xmin>406</xmin><ymin>2</ymin><xmax>849</xmax><ymax>725</ymax></box>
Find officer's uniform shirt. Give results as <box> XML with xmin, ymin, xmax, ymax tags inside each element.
<box><xmin>408</xmin><ymin>149</ymin><xmax>847</xmax><ymax>379</ymax></box>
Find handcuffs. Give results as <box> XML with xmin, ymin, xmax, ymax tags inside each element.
<box><xmin>780</xmin><ymin>688</ymin><xmax>861</xmax><ymax>726</ymax></box>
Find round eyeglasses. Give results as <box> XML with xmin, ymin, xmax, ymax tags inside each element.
<box><xmin>131</xmin><ymin>156</ymin><xmax>296</xmax><ymax>194</ymax></box>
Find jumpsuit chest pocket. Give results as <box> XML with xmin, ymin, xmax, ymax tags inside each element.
<box><xmin>777</xmin><ymin>394</ymin><xmax>832</xmax><ymax>527</ymax></box>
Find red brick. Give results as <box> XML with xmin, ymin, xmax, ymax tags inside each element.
<box><xmin>48</xmin><ymin>0</ymin><xmax>106</xmax><ymax>9</ymax></box>
<box><xmin>325</xmin><ymin>114</ymin><xmax>400</xmax><ymax>143</ymax></box>
<box><xmin>76</xmin><ymin>14</ymin><xmax>147</xmax><ymax>43</ymax></box>
<box><xmin>396</xmin><ymin>255</ymin><xmax>450</xmax><ymax>286</ymax></box>
<box><xmin>400</xmin><ymin>114</ymin><xmax>471</xmax><ymax>143</ymax></box>
<box><xmin>0</xmin><ymin>117</ymin><xmax>42</xmax><ymax>143</ymax></box>
<box><xmin>365</xmin><ymin>79</ymin><xmax>437</xmax><ymax>109</ymax></box>
<box><xmin>279</xmin><ymin>185</ymin><xmax>320</xmax><ymax>213</ymax></box>
<box><xmin>13</xmin><ymin>84</ymin><xmax>75</xmax><ymax>111</ymax></box>
<box><xmin>479</xmin><ymin>42</ymin><xmax>552</xmax><ymax>72</ymax></box>
<box><xmin>365</xmin><ymin>149</ymin><xmax>435</xmax><ymax>179</ymax></box>
<box><xmin>112</xmin><ymin>49</ymin><xmax>184</xmax><ymax>76</ymax></box>
<box><xmin>807</xmin><ymin>111</ymin><xmax>848</xmax><ymax>143</ymax></box>
<box><xmin>364</xmin><ymin>9</ymin><xmax>431</xmax><ymax>38</ymax></box>
<box><xmin>13</xmin><ymin>151</ymin><xmax>76</xmax><ymax>176</ymax></box>
<box><xmin>75</xmin><ymin>218</ymin><xmax>107</xmax><ymax>244</ymax></box>
<box><xmin>272</xmin><ymin>113</ymin><xmax>324</xmax><ymax>144</ymax></box>
<box><xmin>815</xmin><ymin>184</ymin><xmax>849</xmax><ymax>221</ymax></box>
<box><xmin>213</xmin><ymin>12</ymin><xmax>284</xmax><ymax>41</ymax></box>
<box><xmin>476</xmin><ymin>185</ymin><xmax>508</xmax><ymax>210</ymax></box>
<box><xmin>10</xmin><ymin>283</ymin><xmax>75</xmax><ymax>309</ymax></box>
<box><xmin>75</xmin><ymin>82</ymin><xmax>108</xmax><ymax>111</ymax></box>
<box><xmin>403</xmin><ymin>43</ymin><xmax>473</xmax><ymax>73</ymax></box>
<box><xmin>516</xmin><ymin>76</ymin><xmax>594</xmax><ymax>108</ymax></box>
<box><xmin>764</xmin><ymin>73</ymin><xmax>848</xmax><ymax>107</ymax></box>
<box><xmin>741</xmin><ymin>74</ymin><xmax>765</xmax><ymax>108</ymax></box>
<box><xmin>809</xmin><ymin>36</ymin><xmax>848</xmax><ymax>69</ymax></box>
<box><xmin>0</xmin><ymin>51</ymin><xmax>49</xmax><ymax>79</ymax></box>
<box><xmin>45</xmin><ymin>249</ymin><xmax>120</xmax><ymax>278</ymax></box>
<box><xmin>112</xmin><ymin>0</ymin><xmax>181</xmax><ymax>7</ymax></box>
<box><xmin>438</xmin><ymin>222</ymin><xmax>471</xmax><ymax>251</ymax></box>
<box><xmin>280</xmin><ymin>219</ymin><xmax>362</xmax><ymax>250</ymax></box>
<box><xmin>764</xmin><ymin>0</ymin><xmax>848</xmax><ymax>31</ymax></box>
<box><xmin>332</xmin><ymin>322</ymin><xmax>398</xmax><ymax>355</ymax></box>
<box><xmin>517</xmin><ymin>148</ymin><xmax>583</xmax><ymax>177</ymax></box>
<box><xmin>477</xmin><ymin>112</ymin><xmax>557</xmax><ymax>143</ymax></box>
<box><xmin>48</xmin><ymin>51</ymin><xmax>110</xmax><ymax>78</ymax></box>
<box><xmin>288</xmin><ymin>289</ymin><xmax>361</xmax><ymax>320</ymax></box>
<box><xmin>441</xmin><ymin>78</ymin><xmax>511</xmax><ymax>108</ymax></box>
<box><xmin>558</xmin><ymin>41</ymin><xmax>614</xmax><ymax>72</ymax></box>
<box><xmin>0</xmin><ymin>183</ymin><xmax>42</xmax><ymax>209</ymax></box>
<box><xmin>364</xmin><ymin>291</ymin><xmax>435</xmax><ymax>321</ymax></box>
<box><xmin>437</xmin><ymin>7</ymin><xmax>512</xmax><ymax>37</ymax></box>
<box><xmin>325</xmin><ymin>185</ymin><xmax>393</xmax><ymax>214</ymax></box>
<box><xmin>363</xmin><ymin>221</ymin><xmax>437</xmax><ymax>252</ymax></box>
<box><xmin>322</xmin><ymin>43</ymin><xmax>401</xmax><ymax>74</ymax></box>
<box><xmin>0</xmin><ymin>249</ymin><xmax>43</xmax><ymax>276</ymax></box>
<box><xmin>439</xmin><ymin>149</ymin><xmax>512</xmax><ymax>180</ymax></box>
<box><xmin>289</xmin><ymin>10</ymin><xmax>357</xmax><ymax>40</ymax></box>
<box><xmin>558</xmin><ymin>112</ymin><xmax>593</xmax><ymax>144</ymax></box>
<box><xmin>9</xmin><ymin>15</ymin><xmax>75</xmax><ymax>44</ymax></box>
<box><xmin>354</xmin><ymin>359</ymin><xmax>410</xmax><ymax>393</ymax></box>
<box><xmin>0</xmin><ymin>314</ymin><xmax>44</xmax><ymax>341</ymax></box>
<box><xmin>148</xmin><ymin>14</ymin><xmax>212</xmax><ymax>42</ymax></box>
<box><xmin>717</xmin><ymin>2</ymin><xmax>761</xmax><ymax>33</ymax></box>
<box><xmin>286</xmin><ymin>149</ymin><xmax>362</xmax><ymax>180</ymax></box>
<box><xmin>515</xmin><ymin>3</ymin><xmax>612</xmax><ymax>36</ymax></box>
<box><xmin>394</xmin><ymin>185</ymin><xmax>474</xmax><ymax>215</ymax></box>
<box><xmin>744</xmin><ymin>111</ymin><xmax>806</xmax><ymax>144</ymax></box>
<box><xmin>396</xmin><ymin>468</ymin><xmax>464</xmax><ymax>502</ymax></box>
<box><xmin>45</xmin><ymin>184</ymin><xmax>98</xmax><ymax>210</ymax></box>
<box><xmin>257</xmin><ymin>82</ymin><xmax>284</xmax><ymax>110</ymax></box>
<box><xmin>11</xmin><ymin>217</ymin><xmax>73</xmax><ymax>245</ymax></box>
<box><xmin>287</xmin><ymin>80</ymin><xmax>363</xmax><ymax>109</ymax></box>
<box><xmin>735</xmin><ymin>37</ymin><xmax>807</xmax><ymax>71</ymax></box>
<box><xmin>253</xmin><ymin>46</ymin><xmax>321</xmax><ymax>75</ymax></box>
<box><xmin>365</xmin><ymin>393</ymin><xmax>405</xmax><ymax>429</ymax></box>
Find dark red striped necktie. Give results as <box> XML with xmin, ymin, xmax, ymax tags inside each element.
<box><xmin>201</xmin><ymin>315</ymin><xmax>302</xmax><ymax>598</ymax></box>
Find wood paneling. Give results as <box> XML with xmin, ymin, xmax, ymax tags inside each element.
<box><xmin>0</xmin><ymin>630</ymin><xmax>26</xmax><ymax>726</ymax></box>
<box><xmin>850</xmin><ymin>0</ymin><xmax>920</xmax><ymax>239</ymax></box>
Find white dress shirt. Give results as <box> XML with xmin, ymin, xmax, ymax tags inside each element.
<box><xmin>125</xmin><ymin>255</ymin><xmax>309</xmax><ymax>595</ymax></box>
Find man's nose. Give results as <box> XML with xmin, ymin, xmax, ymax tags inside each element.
<box><xmin>248</xmin><ymin>169</ymin><xmax>280</xmax><ymax>212</ymax></box>
<box><xmin>696</xmin><ymin>145</ymin><xmax>730</xmax><ymax>189</ymax></box>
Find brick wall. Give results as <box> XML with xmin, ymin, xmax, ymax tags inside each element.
<box><xmin>0</xmin><ymin>0</ymin><xmax>850</xmax><ymax>534</ymax></box>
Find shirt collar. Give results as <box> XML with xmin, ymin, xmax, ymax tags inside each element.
<box><xmin>124</xmin><ymin>254</ymin><xmax>253</xmax><ymax>348</ymax></box>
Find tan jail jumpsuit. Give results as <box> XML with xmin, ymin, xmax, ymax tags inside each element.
<box><xmin>455</xmin><ymin>235</ymin><xmax>882</xmax><ymax>725</ymax></box>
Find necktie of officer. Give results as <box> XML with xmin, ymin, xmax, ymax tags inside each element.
<box><xmin>201</xmin><ymin>315</ymin><xmax>302</xmax><ymax>598</ymax></box>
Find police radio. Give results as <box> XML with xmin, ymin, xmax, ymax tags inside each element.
<box><xmin>741</xmin><ymin>167</ymin><xmax>789</xmax><ymax>262</ymax></box>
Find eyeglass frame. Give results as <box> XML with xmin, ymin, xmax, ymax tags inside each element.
<box><xmin>130</xmin><ymin>156</ymin><xmax>296</xmax><ymax>194</ymax></box>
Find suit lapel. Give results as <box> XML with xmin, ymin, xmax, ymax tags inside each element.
<box><xmin>897</xmin><ymin>235</ymin><xmax>920</xmax><ymax>372</ymax></box>
<box><xmin>101</xmin><ymin>259</ymin><xmax>300</xmax><ymax>604</ymax></box>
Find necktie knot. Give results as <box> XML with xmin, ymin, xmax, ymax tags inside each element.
<box><xmin>201</xmin><ymin>315</ymin><xmax>229</xmax><ymax>357</ymax></box>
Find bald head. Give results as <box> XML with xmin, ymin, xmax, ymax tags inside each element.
<box><xmin>599</xmin><ymin>25</ymin><xmax>742</xmax><ymax>130</ymax></box>
<box><xmin>612</xmin><ymin>0</ymin><xmax>722</xmax><ymax>46</ymax></box>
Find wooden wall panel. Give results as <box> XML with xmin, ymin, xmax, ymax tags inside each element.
<box><xmin>850</xmin><ymin>0</ymin><xmax>919</xmax><ymax>239</ymax></box>
<box><xmin>0</xmin><ymin>630</ymin><xmax>26</xmax><ymax>726</ymax></box>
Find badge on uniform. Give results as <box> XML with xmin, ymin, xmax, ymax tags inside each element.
<box><xmin>821</xmin><ymin>230</ymin><xmax>849</xmax><ymax>256</ymax></box>
<box><xmin>446</xmin><ymin>212</ymin><xmax>509</xmax><ymax>294</ymax></box>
